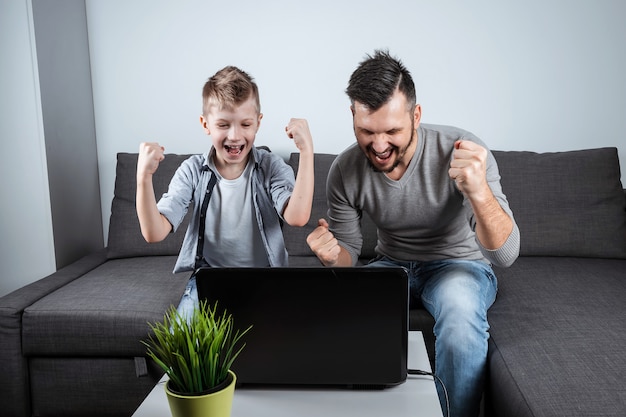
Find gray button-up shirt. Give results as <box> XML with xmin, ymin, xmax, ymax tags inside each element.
<box><xmin>157</xmin><ymin>146</ymin><xmax>295</xmax><ymax>273</ymax></box>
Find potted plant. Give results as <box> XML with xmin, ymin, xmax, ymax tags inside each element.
<box><xmin>143</xmin><ymin>300</ymin><xmax>251</xmax><ymax>417</ymax></box>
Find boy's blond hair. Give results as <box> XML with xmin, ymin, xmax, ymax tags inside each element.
<box><xmin>202</xmin><ymin>66</ymin><xmax>261</xmax><ymax>116</ymax></box>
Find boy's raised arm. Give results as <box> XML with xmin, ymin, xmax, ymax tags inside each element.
<box><xmin>136</xmin><ymin>142</ymin><xmax>173</xmax><ymax>242</ymax></box>
<box><xmin>282</xmin><ymin>118</ymin><xmax>314</xmax><ymax>227</ymax></box>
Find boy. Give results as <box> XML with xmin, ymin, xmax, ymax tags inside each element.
<box><xmin>136</xmin><ymin>66</ymin><xmax>314</xmax><ymax>317</ymax></box>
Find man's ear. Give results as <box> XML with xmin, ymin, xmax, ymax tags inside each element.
<box><xmin>199</xmin><ymin>115</ymin><xmax>210</xmax><ymax>135</ymax></box>
<box><xmin>350</xmin><ymin>105</ymin><xmax>355</xmax><ymax>117</ymax></box>
<box><xmin>413</xmin><ymin>104</ymin><xmax>422</xmax><ymax>126</ymax></box>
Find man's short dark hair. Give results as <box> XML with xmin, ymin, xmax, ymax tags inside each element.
<box><xmin>346</xmin><ymin>50</ymin><xmax>416</xmax><ymax>112</ymax></box>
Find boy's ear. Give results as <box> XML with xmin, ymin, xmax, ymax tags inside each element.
<box><xmin>199</xmin><ymin>115</ymin><xmax>210</xmax><ymax>135</ymax></box>
<box><xmin>251</xmin><ymin>112</ymin><xmax>263</xmax><ymax>134</ymax></box>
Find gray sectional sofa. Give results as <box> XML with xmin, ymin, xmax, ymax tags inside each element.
<box><xmin>1</xmin><ymin>147</ymin><xmax>625</xmax><ymax>417</ymax></box>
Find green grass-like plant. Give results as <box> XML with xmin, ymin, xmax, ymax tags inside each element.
<box><xmin>143</xmin><ymin>300</ymin><xmax>251</xmax><ymax>395</ymax></box>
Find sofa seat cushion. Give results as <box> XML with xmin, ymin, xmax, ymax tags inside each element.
<box><xmin>22</xmin><ymin>256</ymin><xmax>188</xmax><ymax>357</ymax></box>
<box><xmin>488</xmin><ymin>257</ymin><xmax>626</xmax><ymax>417</ymax></box>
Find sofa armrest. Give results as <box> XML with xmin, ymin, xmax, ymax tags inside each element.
<box><xmin>0</xmin><ymin>249</ymin><xmax>108</xmax><ymax>417</ymax></box>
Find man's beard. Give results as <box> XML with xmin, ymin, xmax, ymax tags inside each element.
<box><xmin>366</xmin><ymin>124</ymin><xmax>416</xmax><ymax>174</ymax></box>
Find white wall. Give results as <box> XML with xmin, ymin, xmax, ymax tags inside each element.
<box><xmin>86</xmin><ymin>0</ymin><xmax>626</xmax><ymax>242</ymax></box>
<box><xmin>0</xmin><ymin>0</ymin><xmax>56</xmax><ymax>297</ymax></box>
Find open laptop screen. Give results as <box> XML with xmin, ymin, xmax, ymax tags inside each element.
<box><xmin>195</xmin><ymin>266</ymin><xmax>409</xmax><ymax>388</ymax></box>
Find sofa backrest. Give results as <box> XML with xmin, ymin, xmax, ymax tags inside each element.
<box><xmin>493</xmin><ymin>147</ymin><xmax>626</xmax><ymax>259</ymax></box>
<box><xmin>107</xmin><ymin>153</ymin><xmax>193</xmax><ymax>259</ymax></box>
<box><xmin>108</xmin><ymin>147</ymin><xmax>626</xmax><ymax>262</ymax></box>
<box><xmin>286</xmin><ymin>148</ymin><xmax>626</xmax><ymax>261</ymax></box>
<box><xmin>108</xmin><ymin>151</ymin><xmax>378</xmax><ymax>262</ymax></box>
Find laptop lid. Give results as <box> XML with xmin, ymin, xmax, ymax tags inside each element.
<box><xmin>195</xmin><ymin>266</ymin><xmax>408</xmax><ymax>388</ymax></box>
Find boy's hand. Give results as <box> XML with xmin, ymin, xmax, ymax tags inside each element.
<box><xmin>285</xmin><ymin>118</ymin><xmax>313</xmax><ymax>154</ymax></box>
<box><xmin>136</xmin><ymin>142</ymin><xmax>171</xmax><ymax>243</ymax></box>
<box><xmin>137</xmin><ymin>142</ymin><xmax>165</xmax><ymax>181</ymax></box>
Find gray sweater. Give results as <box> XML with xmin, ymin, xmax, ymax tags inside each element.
<box><xmin>327</xmin><ymin>123</ymin><xmax>520</xmax><ymax>267</ymax></box>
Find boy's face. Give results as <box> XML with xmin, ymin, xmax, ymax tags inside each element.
<box><xmin>200</xmin><ymin>96</ymin><xmax>262</xmax><ymax>167</ymax></box>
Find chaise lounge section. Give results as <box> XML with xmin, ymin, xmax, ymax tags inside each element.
<box><xmin>486</xmin><ymin>148</ymin><xmax>626</xmax><ymax>417</ymax></box>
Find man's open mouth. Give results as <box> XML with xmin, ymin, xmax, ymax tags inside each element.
<box><xmin>225</xmin><ymin>144</ymin><xmax>245</xmax><ymax>155</ymax></box>
<box><xmin>371</xmin><ymin>148</ymin><xmax>393</xmax><ymax>162</ymax></box>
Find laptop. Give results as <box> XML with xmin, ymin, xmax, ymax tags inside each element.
<box><xmin>195</xmin><ymin>266</ymin><xmax>409</xmax><ymax>389</ymax></box>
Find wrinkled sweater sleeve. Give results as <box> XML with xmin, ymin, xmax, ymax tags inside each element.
<box><xmin>477</xmin><ymin>222</ymin><xmax>520</xmax><ymax>268</ymax></box>
<box><xmin>326</xmin><ymin>155</ymin><xmax>364</xmax><ymax>266</ymax></box>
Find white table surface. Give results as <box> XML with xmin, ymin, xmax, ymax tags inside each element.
<box><xmin>132</xmin><ymin>331</ymin><xmax>443</xmax><ymax>417</ymax></box>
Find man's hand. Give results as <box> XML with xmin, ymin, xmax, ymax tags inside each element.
<box><xmin>137</xmin><ymin>142</ymin><xmax>165</xmax><ymax>181</ymax></box>
<box><xmin>306</xmin><ymin>219</ymin><xmax>343</xmax><ymax>266</ymax></box>
<box><xmin>285</xmin><ymin>118</ymin><xmax>314</xmax><ymax>154</ymax></box>
<box><xmin>448</xmin><ymin>140</ymin><xmax>490</xmax><ymax>201</ymax></box>
<box><xmin>449</xmin><ymin>140</ymin><xmax>514</xmax><ymax>250</ymax></box>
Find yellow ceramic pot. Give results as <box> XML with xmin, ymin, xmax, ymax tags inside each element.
<box><xmin>165</xmin><ymin>370</ymin><xmax>236</xmax><ymax>417</ymax></box>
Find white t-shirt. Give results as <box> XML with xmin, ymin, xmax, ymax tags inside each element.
<box><xmin>203</xmin><ymin>160</ymin><xmax>268</xmax><ymax>267</ymax></box>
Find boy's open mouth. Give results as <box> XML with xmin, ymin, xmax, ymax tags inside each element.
<box><xmin>225</xmin><ymin>144</ymin><xmax>245</xmax><ymax>155</ymax></box>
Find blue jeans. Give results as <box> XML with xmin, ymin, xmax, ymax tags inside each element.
<box><xmin>369</xmin><ymin>257</ymin><xmax>497</xmax><ymax>417</ymax></box>
<box><xmin>176</xmin><ymin>276</ymin><xmax>199</xmax><ymax>322</ymax></box>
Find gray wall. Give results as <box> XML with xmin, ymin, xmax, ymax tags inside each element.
<box><xmin>32</xmin><ymin>0</ymin><xmax>103</xmax><ymax>269</ymax></box>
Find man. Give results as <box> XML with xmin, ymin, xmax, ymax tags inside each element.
<box><xmin>306</xmin><ymin>50</ymin><xmax>520</xmax><ymax>417</ymax></box>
